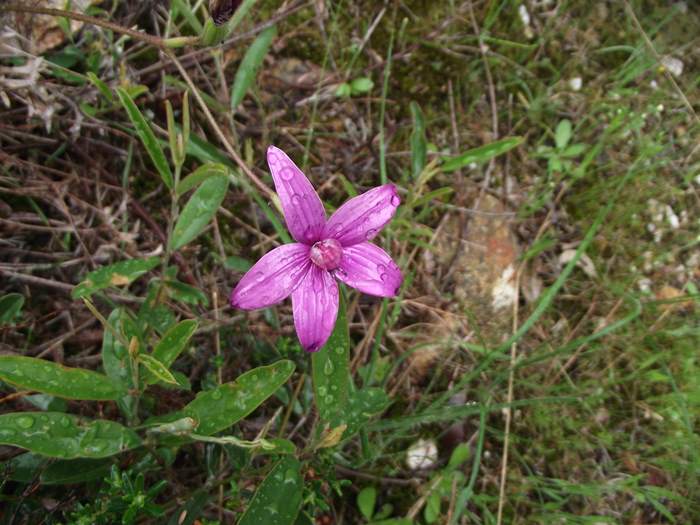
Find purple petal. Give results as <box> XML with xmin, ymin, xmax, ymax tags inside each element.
<box><xmin>267</xmin><ymin>145</ymin><xmax>326</xmax><ymax>244</ymax></box>
<box><xmin>322</xmin><ymin>184</ymin><xmax>400</xmax><ymax>246</ymax></box>
<box><xmin>230</xmin><ymin>243</ymin><xmax>311</xmax><ymax>310</ymax></box>
<box><xmin>292</xmin><ymin>266</ymin><xmax>339</xmax><ymax>352</ymax></box>
<box><xmin>334</xmin><ymin>242</ymin><xmax>402</xmax><ymax>297</ymax></box>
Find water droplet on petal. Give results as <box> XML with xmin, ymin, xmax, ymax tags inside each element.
<box><xmin>391</xmin><ymin>194</ymin><xmax>401</xmax><ymax>206</ymax></box>
<box><xmin>291</xmin><ymin>194</ymin><xmax>302</xmax><ymax>205</ymax></box>
<box><xmin>280</xmin><ymin>167</ymin><xmax>295</xmax><ymax>181</ymax></box>
<box><xmin>365</xmin><ymin>228</ymin><xmax>377</xmax><ymax>240</ymax></box>
<box><xmin>380</xmin><ymin>273</ymin><xmax>389</xmax><ymax>282</ymax></box>
<box><xmin>16</xmin><ymin>416</ymin><xmax>34</xmax><ymax>429</ymax></box>
<box><xmin>376</xmin><ymin>263</ymin><xmax>386</xmax><ymax>273</ymax></box>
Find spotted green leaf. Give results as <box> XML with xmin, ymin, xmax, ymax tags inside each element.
<box><xmin>230</xmin><ymin>25</ymin><xmax>276</xmax><ymax>111</ymax></box>
<box><xmin>102</xmin><ymin>308</ymin><xmax>135</xmax><ymax>390</ymax></box>
<box><xmin>169</xmin><ymin>175</ymin><xmax>228</xmax><ymax>251</ymax></box>
<box><xmin>0</xmin><ymin>356</ymin><xmax>125</xmax><ymax>400</ymax></box>
<box><xmin>238</xmin><ymin>456</ymin><xmax>302</xmax><ymax>525</ymax></box>
<box><xmin>0</xmin><ymin>412</ymin><xmax>141</xmax><ymax>459</ymax></box>
<box><xmin>184</xmin><ymin>360</ymin><xmax>295</xmax><ymax>435</ymax></box>
<box><xmin>151</xmin><ymin>319</ymin><xmax>198</xmax><ymax>371</ymax></box>
<box><xmin>312</xmin><ymin>295</ymin><xmax>350</xmax><ymax>422</ymax></box>
<box><xmin>115</xmin><ymin>87</ymin><xmax>174</xmax><ymax>189</ymax></box>
<box><xmin>333</xmin><ymin>387</ymin><xmax>389</xmax><ymax>438</ymax></box>
<box><xmin>441</xmin><ymin>136</ymin><xmax>523</xmax><ymax>172</ymax></box>
<box><xmin>72</xmin><ymin>257</ymin><xmax>161</xmax><ymax>299</ymax></box>
<box><xmin>139</xmin><ymin>354</ymin><xmax>177</xmax><ymax>385</ymax></box>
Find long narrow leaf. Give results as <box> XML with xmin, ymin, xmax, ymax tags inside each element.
<box><xmin>0</xmin><ymin>412</ymin><xmax>141</xmax><ymax>459</ymax></box>
<box><xmin>442</xmin><ymin>136</ymin><xmax>523</xmax><ymax>172</ymax></box>
<box><xmin>230</xmin><ymin>26</ymin><xmax>276</xmax><ymax>111</ymax></box>
<box><xmin>0</xmin><ymin>356</ymin><xmax>125</xmax><ymax>400</ymax></box>
<box><xmin>115</xmin><ymin>87</ymin><xmax>174</xmax><ymax>189</ymax></box>
<box><xmin>170</xmin><ymin>175</ymin><xmax>229</xmax><ymax>250</ymax></box>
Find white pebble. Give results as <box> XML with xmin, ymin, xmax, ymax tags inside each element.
<box><xmin>661</xmin><ymin>56</ymin><xmax>684</xmax><ymax>78</ymax></box>
<box><xmin>569</xmin><ymin>77</ymin><xmax>583</xmax><ymax>91</ymax></box>
<box><xmin>406</xmin><ymin>439</ymin><xmax>438</xmax><ymax>470</ymax></box>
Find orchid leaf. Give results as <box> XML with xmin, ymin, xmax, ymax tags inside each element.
<box><xmin>151</xmin><ymin>319</ymin><xmax>198</xmax><ymax>370</ymax></box>
<box><xmin>182</xmin><ymin>360</ymin><xmax>295</xmax><ymax>435</ymax></box>
<box><xmin>312</xmin><ymin>295</ymin><xmax>350</xmax><ymax>422</ymax></box>
<box><xmin>0</xmin><ymin>412</ymin><xmax>141</xmax><ymax>459</ymax></box>
<box><xmin>72</xmin><ymin>257</ymin><xmax>161</xmax><ymax>299</ymax></box>
<box><xmin>115</xmin><ymin>87</ymin><xmax>173</xmax><ymax>189</ymax></box>
<box><xmin>176</xmin><ymin>162</ymin><xmax>229</xmax><ymax>197</ymax></box>
<box><xmin>441</xmin><ymin>136</ymin><xmax>523</xmax><ymax>172</ymax></box>
<box><xmin>170</xmin><ymin>175</ymin><xmax>228</xmax><ymax>250</ymax></box>
<box><xmin>0</xmin><ymin>356</ymin><xmax>125</xmax><ymax>400</ymax></box>
<box><xmin>238</xmin><ymin>456</ymin><xmax>302</xmax><ymax>525</ymax></box>
<box><xmin>138</xmin><ymin>354</ymin><xmax>178</xmax><ymax>385</ymax></box>
<box><xmin>230</xmin><ymin>25</ymin><xmax>276</xmax><ymax>111</ymax></box>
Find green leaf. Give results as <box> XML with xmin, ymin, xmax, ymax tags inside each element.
<box><xmin>184</xmin><ymin>360</ymin><xmax>295</xmax><ymax>435</ymax></box>
<box><xmin>139</xmin><ymin>354</ymin><xmax>178</xmax><ymax>384</ymax></box>
<box><xmin>410</xmin><ymin>101</ymin><xmax>427</xmax><ymax>179</ymax></box>
<box><xmin>338</xmin><ymin>387</ymin><xmax>390</xmax><ymax>437</ymax></box>
<box><xmin>224</xmin><ymin>255</ymin><xmax>253</xmax><ymax>272</ymax></box>
<box><xmin>72</xmin><ymin>257</ymin><xmax>161</xmax><ymax>299</ymax></box>
<box><xmin>138</xmin><ymin>282</ymin><xmax>176</xmax><ymax>334</ymax></box>
<box><xmin>357</xmin><ymin>487</ymin><xmax>377</xmax><ymax>521</ymax></box>
<box><xmin>0</xmin><ymin>356</ymin><xmax>125</xmax><ymax>400</ymax></box>
<box><xmin>350</xmin><ymin>77</ymin><xmax>374</xmax><ymax>94</ymax></box>
<box><xmin>115</xmin><ymin>87</ymin><xmax>174</xmax><ymax>189</ymax></box>
<box><xmin>238</xmin><ymin>456</ymin><xmax>302</xmax><ymax>525</ymax></box>
<box><xmin>312</xmin><ymin>295</ymin><xmax>350</xmax><ymax>422</ymax></box>
<box><xmin>41</xmin><ymin>458</ymin><xmax>112</xmax><ymax>484</ymax></box>
<box><xmin>102</xmin><ymin>309</ymin><xmax>138</xmax><ymax>418</ymax></box>
<box><xmin>165</xmin><ymin>280</ymin><xmax>209</xmax><ymax>306</ymax></box>
<box><xmin>0</xmin><ymin>293</ymin><xmax>24</xmax><ymax>325</ymax></box>
<box><xmin>147</xmin><ymin>319</ymin><xmax>198</xmax><ymax>380</ymax></box>
<box><xmin>176</xmin><ymin>162</ymin><xmax>229</xmax><ymax>197</ymax></box>
<box><xmin>230</xmin><ymin>26</ymin><xmax>276</xmax><ymax>111</ymax></box>
<box><xmin>86</xmin><ymin>72</ymin><xmax>113</xmax><ymax>103</ymax></box>
<box><xmin>441</xmin><ymin>136</ymin><xmax>523</xmax><ymax>172</ymax></box>
<box><xmin>0</xmin><ymin>412</ymin><xmax>141</xmax><ymax>459</ymax></box>
<box><xmin>555</xmin><ymin>119</ymin><xmax>572</xmax><ymax>150</ymax></box>
<box><xmin>424</xmin><ymin>492</ymin><xmax>440</xmax><ymax>524</ymax></box>
<box><xmin>170</xmin><ymin>175</ymin><xmax>228</xmax><ymax>251</ymax></box>
<box><xmin>447</xmin><ymin>442</ymin><xmax>470</xmax><ymax>470</ymax></box>
<box><xmin>335</xmin><ymin>82</ymin><xmax>352</xmax><ymax>97</ymax></box>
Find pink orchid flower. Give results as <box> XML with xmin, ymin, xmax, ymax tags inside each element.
<box><xmin>230</xmin><ymin>146</ymin><xmax>403</xmax><ymax>352</ymax></box>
